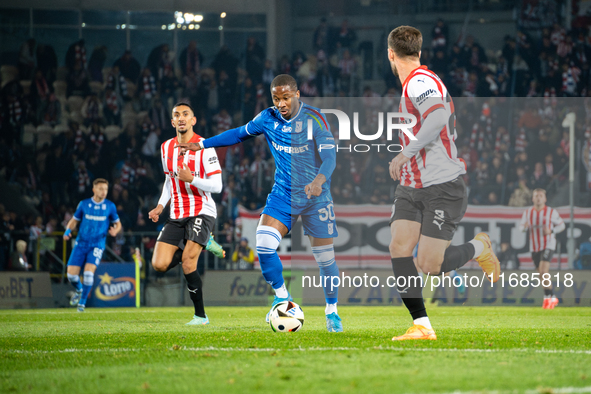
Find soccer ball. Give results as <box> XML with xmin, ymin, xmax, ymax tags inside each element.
<box><xmin>269</xmin><ymin>301</ymin><xmax>305</xmax><ymax>332</ymax></box>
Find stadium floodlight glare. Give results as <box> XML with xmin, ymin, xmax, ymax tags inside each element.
<box><xmin>161</xmin><ymin>25</ymin><xmax>166</xmax><ymax>30</ymax></box>
<box><xmin>195</xmin><ymin>24</ymin><xmax>200</xmax><ymax>29</ymax></box>
<box><xmin>219</xmin><ymin>25</ymin><xmax>223</xmax><ymax>30</ymax></box>
<box><xmin>182</xmin><ymin>25</ymin><xmax>186</xmax><ymax>30</ymax></box>
<box><xmin>189</xmin><ymin>24</ymin><xmax>194</xmax><ymax>29</ymax></box>
<box><xmin>176</xmin><ymin>16</ymin><xmax>184</xmax><ymax>24</ymax></box>
<box><xmin>168</xmin><ymin>24</ymin><xmax>175</xmax><ymax>30</ymax></box>
<box><xmin>81</xmin><ymin>23</ymin><xmax>86</xmax><ymax>27</ymax></box>
<box><xmin>184</xmin><ymin>13</ymin><xmax>194</xmax><ymax>22</ymax></box>
<box><xmin>194</xmin><ymin>14</ymin><xmax>203</xmax><ymax>22</ymax></box>
<box><xmin>220</xmin><ymin>12</ymin><xmax>226</xmax><ymax>18</ymax></box>
<box><xmin>121</xmin><ymin>24</ymin><xmax>126</xmax><ymax>29</ymax></box>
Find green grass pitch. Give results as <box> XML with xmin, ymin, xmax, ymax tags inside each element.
<box><xmin>1</xmin><ymin>306</ymin><xmax>590</xmax><ymax>393</ymax></box>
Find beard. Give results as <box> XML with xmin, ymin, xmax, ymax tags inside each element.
<box><xmin>177</xmin><ymin>127</ymin><xmax>187</xmax><ymax>134</ymax></box>
<box><xmin>390</xmin><ymin>62</ymin><xmax>398</xmax><ymax>77</ymax></box>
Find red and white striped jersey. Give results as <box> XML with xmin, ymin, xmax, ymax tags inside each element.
<box><xmin>398</xmin><ymin>65</ymin><xmax>466</xmax><ymax>188</ymax></box>
<box><xmin>160</xmin><ymin>134</ymin><xmax>222</xmax><ymax>219</ymax></box>
<box><xmin>520</xmin><ymin>206</ymin><xmax>565</xmax><ymax>252</ymax></box>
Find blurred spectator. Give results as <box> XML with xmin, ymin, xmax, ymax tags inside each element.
<box><xmin>179</xmin><ymin>41</ymin><xmax>203</xmax><ymax>77</ymax></box>
<box><xmin>146</xmin><ymin>44</ymin><xmax>171</xmax><ymax>82</ymax></box>
<box><xmin>88</xmin><ymin>45</ymin><xmax>108</xmax><ymax>82</ymax></box>
<box><xmin>65</xmin><ymin>39</ymin><xmax>87</xmax><ymax>71</ymax></box>
<box><xmin>36</xmin><ymin>43</ymin><xmax>58</xmax><ymax>84</ymax></box>
<box><xmin>81</xmin><ymin>94</ymin><xmax>104</xmax><ymax>127</ymax></box>
<box><xmin>245</xmin><ymin>37</ymin><xmax>265</xmax><ymax>83</ymax></box>
<box><xmin>0</xmin><ymin>211</ymin><xmax>13</xmax><ymax>271</ymax></box>
<box><xmin>18</xmin><ymin>39</ymin><xmax>37</xmax><ymax>80</ymax></box>
<box><xmin>9</xmin><ymin>240</ymin><xmax>31</xmax><ymax>271</ymax></box>
<box><xmin>160</xmin><ymin>68</ymin><xmax>179</xmax><ymax>112</ymax></box>
<box><xmin>232</xmin><ymin>237</ymin><xmax>254</xmax><ymax>270</ymax></box>
<box><xmin>106</xmin><ymin>66</ymin><xmax>129</xmax><ymax>101</ymax></box>
<box><xmin>104</xmin><ymin>88</ymin><xmax>121</xmax><ymax>126</ymax></box>
<box><xmin>336</xmin><ymin>20</ymin><xmax>356</xmax><ymax>50</ymax></box>
<box><xmin>114</xmin><ymin>50</ymin><xmax>141</xmax><ymax>82</ymax></box>
<box><xmin>66</xmin><ymin>60</ymin><xmax>90</xmax><ymax>97</ymax></box>
<box><xmin>30</xmin><ymin>69</ymin><xmax>51</xmax><ymax>125</ymax></box>
<box><xmin>575</xmin><ymin>237</ymin><xmax>591</xmax><ymax>269</ymax></box>
<box><xmin>313</xmin><ymin>17</ymin><xmax>330</xmax><ymax>53</ymax></box>
<box><xmin>148</xmin><ymin>97</ymin><xmax>169</xmax><ymax>131</ymax></box>
<box><xmin>431</xmin><ymin>19</ymin><xmax>448</xmax><ymax>51</ymax></box>
<box><xmin>138</xmin><ymin>68</ymin><xmax>157</xmax><ymax>111</ymax></box>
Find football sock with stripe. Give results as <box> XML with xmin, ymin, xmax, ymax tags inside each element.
<box><xmin>79</xmin><ymin>271</ymin><xmax>94</xmax><ymax>306</ymax></box>
<box><xmin>256</xmin><ymin>226</ymin><xmax>286</xmax><ymax>293</ymax></box>
<box><xmin>391</xmin><ymin>256</ymin><xmax>427</xmax><ymax>320</ymax></box>
<box><xmin>185</xmin><ymin>270</ymin><xmax>205</xmax><ymax>318</ymax></box>
<box><xmin>67</xmin><ymin>273</ymin><xmax>83</xmax><ymax>292</ymax></box>
<box><xmin>312</xmin><ymin>244</ymin><xmax>339</xmax><ymax>305</ymax></box>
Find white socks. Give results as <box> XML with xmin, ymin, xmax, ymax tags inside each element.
<box><xmin>325</xmin><ymin>303</ymin><xmax>337</xmax><ymax>315</ymax></box>
<box><xmin>275</xmin><ymin>283</ymin><xmax>289</xmax><ymax>298</ymax></box>
<box><xmin>414</xmin><ymin>316</ymin><xmax>432</xmax><ymax>330</ymax></box>
<box><xmin>469</xmin><ymin>239</ymin><xmax>485</xmax><ymax>259</ymax></box>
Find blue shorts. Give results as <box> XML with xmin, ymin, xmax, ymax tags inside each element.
<box><xmin>67</xmin><ymin>244</ymin><xmax>104</xmax><ymax>268</ymax></box>
<box><xmin>262</xmin><ymin>192</ymin><xmax>338</xmax><ymax>239</ymax></box>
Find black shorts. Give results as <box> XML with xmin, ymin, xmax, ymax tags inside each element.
<box><xmin>532</xmin><ymin>249</ymin><xmax>554</xmax><ymax>268</ymax></box>
<box><xmin>157</xmin><ymin>215</ymin><xmax>215</xmax><ymax>249</ymax></box>
<box><xmin>389</xmin><ymin>177</ymin><xmax>468</xmax><ymax>241</ymax></box>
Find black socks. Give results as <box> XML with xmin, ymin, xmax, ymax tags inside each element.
<box><xmin>165</xmin><ymin>249</ymin><xmax>183</xmax><ymax>272</ymax></box>
<box><xmin>185</xmin><ymin>270</ymin><xmax>205</xmax><ymax>318</ymax></box>
<box><xmin>440</xmin><ymin>243</ymin><xmax>475</xmax><ymax>274</ymax></box>
<box><xmin>391</xmin><ymin>256</ymin><xmax>427</xmax><ymax>320</ymax></box>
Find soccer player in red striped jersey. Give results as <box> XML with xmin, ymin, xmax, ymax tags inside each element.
<box><xmin>386</xmin><ymin>26</ymin><xmax>501</xmax><ymax>340</ymax></box>
<box><xmin>519</xmin><ymin>189</ymin><xmax>565</xmax><ymax>309</ymax></box>
<box><xmin>148</xmin><ymin>102</ymin><xmax>223</xmax><ymax>326</ymax></box>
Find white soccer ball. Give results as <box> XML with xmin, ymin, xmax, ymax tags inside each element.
<box><xmin>269</xmin><ymin>301</ymin><xmax>305</xmax><ymax>332</ymax></box>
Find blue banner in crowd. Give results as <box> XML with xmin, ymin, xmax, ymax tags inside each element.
<box><xmin>87</xmin><ymin>263</ymin><xmax>136</xmax><ymax>308</ymax></box>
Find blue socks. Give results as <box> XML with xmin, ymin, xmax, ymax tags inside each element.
<box><xmin>79</xmin><ymin>271</ymin><xmax>94</xmax><ymax>307</ymax></box>
<box><xmin>256</xmin><ymin>226</ymin><xmax>285</xmax><ymax>291</ymax></box>
<box><xmin>312</xmin><ymin>245</ymin><xmax>339</xmax><ymax>305</ymax></box>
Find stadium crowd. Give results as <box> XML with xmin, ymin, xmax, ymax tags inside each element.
<box><xmin>1</xmin><ymin>18</ymin><xmax>591</xmax><ymax>271</ymax></box>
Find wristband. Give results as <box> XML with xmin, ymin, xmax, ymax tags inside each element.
<box><xmin>64</xmin><ymin>228</ymin><xmax>72</xmax><ymax>237</ymax></box>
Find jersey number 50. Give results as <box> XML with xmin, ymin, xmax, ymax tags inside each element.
<box><xmin>318</xmin><ymin>203</ymin><xmax>335</xmax><ymax>222</ymax></box>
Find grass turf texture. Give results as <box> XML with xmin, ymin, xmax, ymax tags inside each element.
<box><xmin>1</xmin><ymin>306</ymin><xmax>590</xmax><ymax>394</ymax></box>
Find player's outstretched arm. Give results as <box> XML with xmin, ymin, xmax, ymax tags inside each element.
<box><xmin>176</xmin><ymin>125</ymin><xmax>255</xmax><ymax>154</ymax></box>
<box><xmin>519</xmin><ymin>211</ymin><xmax>529</xmax><ymax>232</ymax></box>
<box><xmin>551</xmin><ymin>210</ymin><xmax>566</xmax><ymax>234</ymax></box>
<box><xmin>306</xmin><ymin>115</ymin><xmax>336</xmax><ymax>198</ymax></box>
<box><xmin>149</xmin><ymin>175</ymin><xmax>171</xmax><ymax>223</ymax></box>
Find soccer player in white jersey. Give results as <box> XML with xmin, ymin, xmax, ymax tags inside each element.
<box><xmin>148</xmin><ymin>102</ymin><xmax>223</xmax><ymax>325</ymax></box>
<box><xmin>519</xmin><ymin>189</ymin><xmax>565</xmax><ymax>309</ymax></box>
<box><xmin>386</xmin><ymin>26</ymin><xmax>501</xmax><ymax>340</ymax></box>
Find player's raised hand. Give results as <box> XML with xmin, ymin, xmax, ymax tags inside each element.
<box><xmin>175</xmin><ymin>142</ymin><xmax>202</xmax><ymax>154</ymax></box>
<box><xmin>177</xmin><ymin>163</ymin><xmax>194</xmax><ymax>183</ymax></box>
<box><xmin>389</xmin><ymin>154</ymin><xmax>410</xmax><ymax>181</ymax></box>
<box><xmin>148</xmin><ymin>205</ymin><xmax>164</xmax><ymax>223</ymax></box>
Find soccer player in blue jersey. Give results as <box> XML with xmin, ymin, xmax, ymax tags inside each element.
<box><xmin>177</xmin><ymin>74</ymin><xmax>343</xmax><ymax>332</ymax></box>
<box><xmin>63</xmin><ymin>178</ymin><xmax>121</xmax><ymax>312</ymax></box>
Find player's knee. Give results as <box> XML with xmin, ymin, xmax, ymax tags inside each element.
<box><xmin>389</xmin><ymin>239</ymin><xmax>414</xmax><ymax>257</ymax></box>
<box><xmin>256</xmin><ymin>226</ymin><xmax>282</xmax><ymax>255</ymax></box>
<box><xmin>417</xmin><ymin>254</ymin><xmax>444</xmax><ymax>275</ymax></box>
<box><xmin>151</xmin><ymin>256</ymin><xmax>168</xmax><ymax>272</ymax></box>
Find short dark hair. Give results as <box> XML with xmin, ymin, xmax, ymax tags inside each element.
<box><xmin>270</xmin><ymin>74</ymin><xmax>298</xmax><ymax>91</ymax></box>
<box><xmin>93</xmin><ymin>178</ymin><xmax>108</xmax><ymax>186</ymax></box>
<box><xmin>388</xmin><ymin>26</ymin><xmax>422</xmax><ymax>58</ymax></box>
<box><xmin>172</xmin><ymin>102</ymin><xmax>195</xmax><ymax>115</ymax></box>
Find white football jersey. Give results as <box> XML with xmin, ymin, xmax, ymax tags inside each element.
<box><xmin>398</xmin><ymin>65</ymin><xmax>466</xmax><ymax>188</ymax></box>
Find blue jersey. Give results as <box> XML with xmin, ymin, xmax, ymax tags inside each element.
<box><xmin>203</xmin><ymin>102</ymin><xmax>336</xmax><ymax>207</ymax></box>
<box><xmin>73</xmin><ymin>198</ymin><xmax>119</xmax><ymax>248</ymax></box>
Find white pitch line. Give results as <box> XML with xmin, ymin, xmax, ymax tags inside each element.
<box><xmin>424</xmin><ymin>386</ymin><xmax>591</xmax><ymax>394</ymax></box>
<box><xmin>3</xmin><ymin>346</ymin><xmax>591</xmax><ymax>356</ymax></box>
